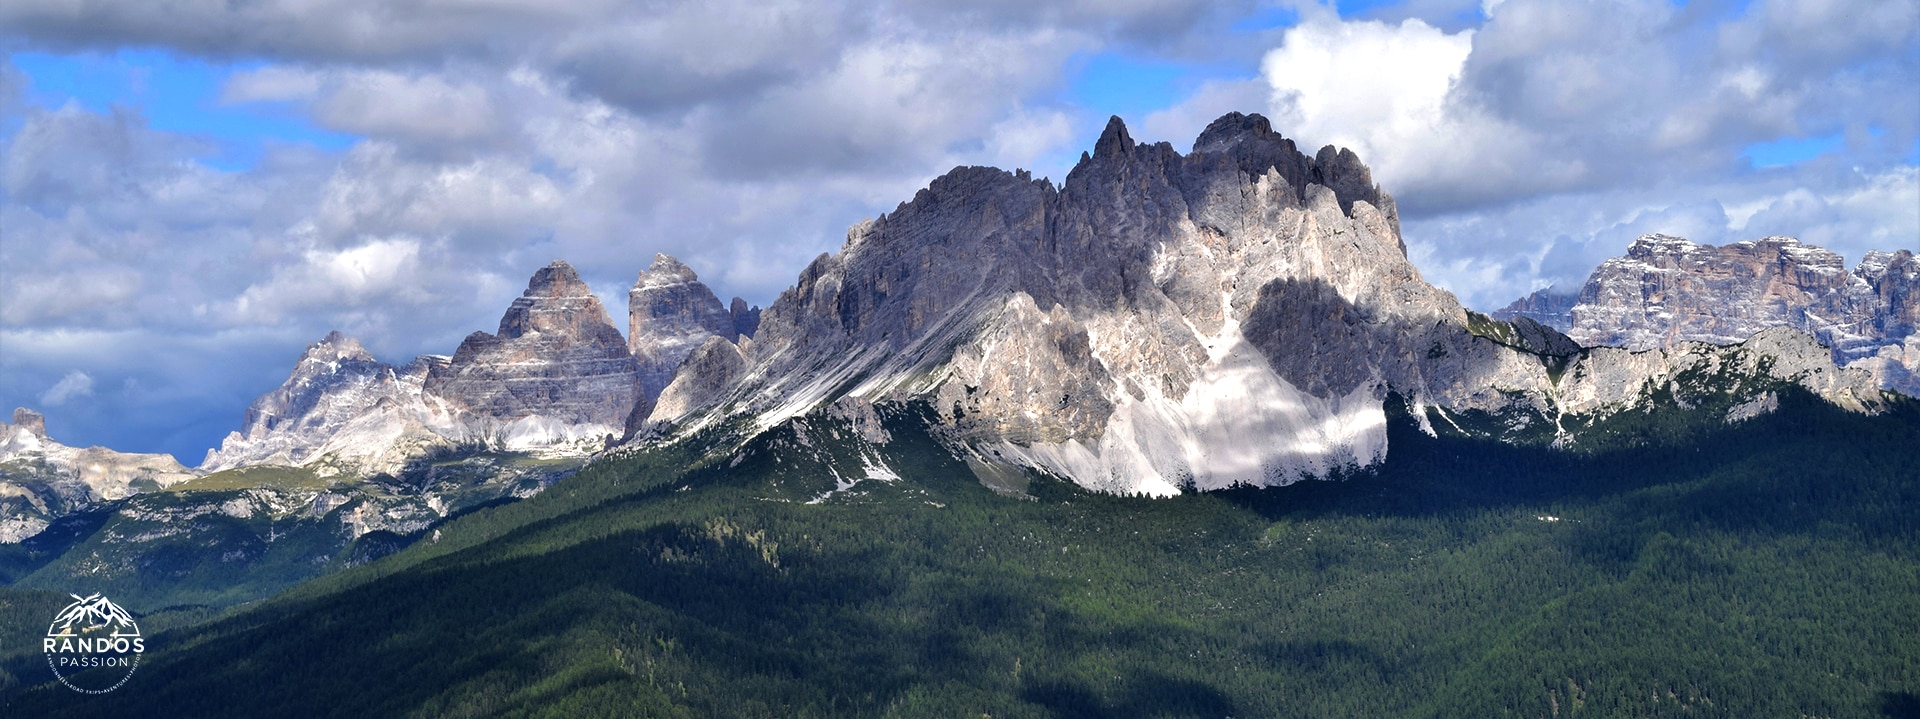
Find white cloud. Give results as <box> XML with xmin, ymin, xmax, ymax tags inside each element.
<box><xmin>1257</xmin><ymin>14</ymin><xmax>1556</xmax><ymax>212</ymax></box>
<box><xmin>312</xmin><ymin>70</ymin><xmax>501</xmax><ymax>144</ymax></box>
<box><xmin>38</xmin><ymin>370</ymin><xmax>94</xmax><ymax>407</ymax></box>
<box><xmin>1257</xmin><ymin>0</ymin><xmax>1917</xmax><ymax>311</ymax></box>
<box><xmin>220</xmin><ymin>65</ymin><xmax>323</xmax><ymax>103</ymax></box>
<box><xmin>1261</xmin><ymin>17</ymin><xmax>1472</xmax><ymax>153</ymax></box>
<box><xmin>226</xmin><ymin>236</ymin><xmax>427</xmax><ymax>324</ymax></box>
<box><xmin>984</xmin><ymin>108</ymin><xmax>1077</xmax><ymax>177</ymax></box>
<box><xmin>0</xmin><ymin>0</ymin><xmax>1911</xmax><ymax>457</ymax></box>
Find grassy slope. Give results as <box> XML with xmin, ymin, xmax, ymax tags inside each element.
<box><xmin>2</xmin><ymin>392</ymin><xmax>1916</xmax><ymax>718</ymax></box>
<box><xmin>0</xmin><ymin>452</ymin><xmax>587</xmax><ymax>613</ymax></box>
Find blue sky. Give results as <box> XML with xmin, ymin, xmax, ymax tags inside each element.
<box><xmin>1</xmin><ymin>0</ymin><xmax>1915</xmax><ymax>461</ymax></box>
<box><xmin>11</xmin><ymin>50</ymin><xmax>357</xmax><ymax>171</ymax></box>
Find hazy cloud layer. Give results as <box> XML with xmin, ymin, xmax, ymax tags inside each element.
<box><xmin>0</xmin><ymin>0</ymin><xmax>1914</xmax><ymax>459</ymax></box>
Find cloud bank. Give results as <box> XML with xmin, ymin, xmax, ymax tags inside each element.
<box><xmin>0</xmin><ymin>0</ymin><xmax>1913</xmax><ymax>459</ymax></box>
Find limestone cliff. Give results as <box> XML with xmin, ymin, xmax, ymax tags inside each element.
<box><xmin>642</xmin><ymin>114</ymin><xmax>1577</xmax><ymax>493</ymax></box>
<box><xmin>2</xmin><ymin>407</ymin><xmax>199</xmax><ymax>542</ymax></box>
<box><xmin>425</xmin><ymin>260</ymin><xmax>639</xmax><ymax>440</ymax></box>
<box><xmin>1550</xmin><ymin>235</ymin><xmax>1917</xmax><ymax>397</ymax></box>
<box><xmin>638</xmin><ymin>113</ymin><xmax>1894</xmax><ymax>495</ymax></box>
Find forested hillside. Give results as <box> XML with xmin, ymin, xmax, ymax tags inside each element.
<box><xmin>3</xmin><ymin>389</ymin><xmax>1916</xmax><ymax>718</ymax></box>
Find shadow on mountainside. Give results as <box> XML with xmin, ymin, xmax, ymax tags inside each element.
<box><xmin>1215</xmin><ymin>386</ymin><xmax>1920</xmax><ymax>550</ymax></box>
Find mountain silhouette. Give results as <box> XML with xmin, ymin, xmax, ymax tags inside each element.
<box><xmin>48</xmin><ymin>593</ymin><xmax>140</xmax><ymax>638</ymax></box>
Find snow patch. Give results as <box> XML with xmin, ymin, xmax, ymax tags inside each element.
<box><xmin>990</xmin><ymin>309</ymin><xmax>1388</xmax><ymax>496</ymax></box>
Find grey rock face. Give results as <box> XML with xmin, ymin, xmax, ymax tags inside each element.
<box><xmin>1556</xmin><ymin>327</ymin><xmax>1888</xmax><ymax>417</ymax></box>
<box><xmin>646</xmin><ymin>113</ymin><xmax>1573</xmax><ymax>494</ymax></box>
<box><xmin>11</xmin><ymin>408</ymin><xmax>46</xmax><ymax>438</ymax></box>
<box><xmin>1492</xmin><ymin>286</ymin><xmax>1579</xmax><ymax>331</ymax></box>
<box><xmin>202</xmin><ymin>332</ymin><xmax>461</xmax><ymax>475</ymax></box>
<box><xmin>241</xmin><ymin>331</ymin><xmax>387</xmax><ymax>436</ymax></box>
<box><xmin>210</xmin><ymin>260</ymin><xmax>658</xmax><ymax>478</ymax></box>
<box><xmin>730</xmin><ymin>297</ymin><xmax>762</xmax><ymax>340</ymax></box>
<box><xmin>427</xmin><ymin>260</ymin><xmax>639</xmax><ymax>429</ymax></box>
<box><xmin>649</xmin><ymin>336</ymin><xmax>748</xmax><ymax>426</ymax></box>
<box><xmin>2</xmin><ymin>407</ymin><xmax>199</xmax><ymax>543</ymax></box>
<box><xmin>1562</xmin><ymin>234</ymin><xmax>1918</xmax><ymax>396</ymax></box>
<box><xmin>628</xmin><ymin>254</ymin><xmax>737</xmax><ymax>399</ymax></box>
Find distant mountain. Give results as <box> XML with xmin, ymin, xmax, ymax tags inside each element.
<box><xmin>210</xmin><ymin>260</ymin><xmax>668</xmax><ymax>476</ymax></box>
<box><xmin>1496</xmin><ymin>234</ymin><xmax>1918</xmax><ymax>396</ymax></box>
<box><xmin>1</xmin><ymin>408</ymin><xmax>198</xmax><ymax>543</ymax></box>
<box><xmin>200</xmin><ymin>332</ymin><xmax>461</xmax><ymax>475</ymax></box>
<box><xmin>627</xmin><ymin>253</ymin><xmax>761</xmax><ymax>433</ymax></box>
<box><xmin>425</xmin><ymin>260</ymin><xmax>640</xmax><ymax>439</ymax></box>
<box><xmin>1491</xmin><ymin>285</ymin><xmax>1578</xmax><ymax>330</ymax></box>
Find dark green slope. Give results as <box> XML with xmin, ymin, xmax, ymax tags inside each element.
<box><xmin>0</xmin><ymin>452</ymin><xmax>584</xmax><ymax>613</ymax></box>
<box><xmin>3</xmin><ymin>391</ymin><xmax>1917</xmax><ymax>718</ymax></box>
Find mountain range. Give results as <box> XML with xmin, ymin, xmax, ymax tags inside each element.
<box><xmin>1494</xmin><ymin>234</ymin><xmax>1917</xmax><ymax>394</ymax></box>
<box><xmin>0</xmin><ymin>111</ymin><xmax>1912</xmax><ymax>602</ymax></box>
<box><xmin>2</xmin><ymin>111</ymin><xmax>1917</xmax><ymax>718</ymax></box>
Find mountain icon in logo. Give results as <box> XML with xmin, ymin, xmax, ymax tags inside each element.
<box><xmin>43</xmin><ymin>592</ymin><xmax>146</xmax><ymax>693</ymax></box>
<box><xmin>48</xmin><ymin>593</ymin><xmax>141</xmax><ymax>638</ymax></box>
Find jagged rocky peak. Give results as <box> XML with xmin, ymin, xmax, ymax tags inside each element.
<box><xmin>496</xmin><ymin>260</ymin><xmax>626</xmax><ymax>342</ymax></box>
<box><xmin>648</xmin><ymin>111</ymin><xmax>1560</xmax><ymax>495</ymax></box>
<box><xmin>1854</xmin><ymin>249</ymin><xmax>1919</xmax><ymax>337</ymax></box>
<box><xmin>1186</xmin><ymin>112</ymin><xmax>1400</xmax><ymax>240</ymax></box>
<box><xmin>630</xmin><ymin>254</ymin><xmax>734</xmax><ymax>350</ymax></box>
<box><xmin>3</xmin><ymin>406</ymin><xmax>199</xmax><ymax>541</ymax></box>
<box><xmin>427</xmin><ymin>260</ymin><xmax>638</xmax><ymax>428</ymax></box>
<box><xmin>11</xmin><ymin>407</ymin><xmax>45</xmax><ymax>438</ymax></box>
<box><xmin>628</xmin><ymin>253</ymin><xmax>741</xmax><ymax>399</ymax></box>
<box><xmin>201</xmin><ymin>329</ymin><xmax>451</xmax><ymax>473</ymax></box>
<box><xmin>1492</xmin><ymin>285</ymin><xmax>1580</xmax><ymax>332</ymax></box>
<box><xmin>242</xmin><ymin>331</ymin><xmax>391</xmax><ymax>435</ymax></box>
<box><xmin>304</xmin><ymin>330</ymin><xmax>373</xmax><ymax>361</ymax></box>
<box><xmin>1556</xmin><ymin>233</ymin><xmax>1917</xmax><ymax>396</ymax></box>
<box><xmin>730</xmin><ymin>297</ymin><xmax>762</xmax><ymax>340</ymax></box>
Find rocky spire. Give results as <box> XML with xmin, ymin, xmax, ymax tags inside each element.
<box><xmin>425</xmin><ymin>260</ymin><xmax>638</xmax><ymax>427</ymax></box>
<box><xmin>10</xmin><ymin>408</ymin><xmax>45</xmax><ymax>438</ymax></box>
<box><xmin>1092</xmin><ymin>115</ymin><xmax>1134</xmax><ymax>159</ymax></box>
<box><xmin>629</xmin><ymin>254</ymin><xmax>735</xmax><ymax>355</ymax></box>
<box><xmin>729</xmin><ymin>297</ymin><xmax>762</xmax><ymax>339</ymax></box>
<box><xmin>627</xmin><ymin>253</ymin><xmax>738</xmax><ymax>400</ymax></box>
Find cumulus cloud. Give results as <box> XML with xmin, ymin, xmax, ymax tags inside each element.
<box><xmin>1258</xmin><ymin>0</ymin><xmax>1916</xmax><ymax>214</ymax></box>
<box><xmin>1251</xmin><ymin>0</ymin><xmax>1917</xmax><ymax>310</ymax></box>
<box><xmin>0</xmin><ymin>0</ymin><xmax>1911</xmax><ymax>457</ymax></box>
<box><xmin>1259</xmin><ymin>13</ymin><xmax>1534</xmax><ymax>209</ymax></box>
<box><xmin>38</xmin><ymin>370</ymin><xmax>94</xmax><ymax>407</ymax></box>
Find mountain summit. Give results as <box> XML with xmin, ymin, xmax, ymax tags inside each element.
<box><xmin>425</xmin><ymin>260</ymin><xmax>639</xmax><ymax>431</ymax></box>
<box><xmin>1499</xmin><ymin>234</ymin><xmax>1918</xmax><ymax>396</ymax></box>
<box><xmin>633</xmin><ymin>113</ymin><xmax>1889</xmax><ymax>495</ymax></box>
